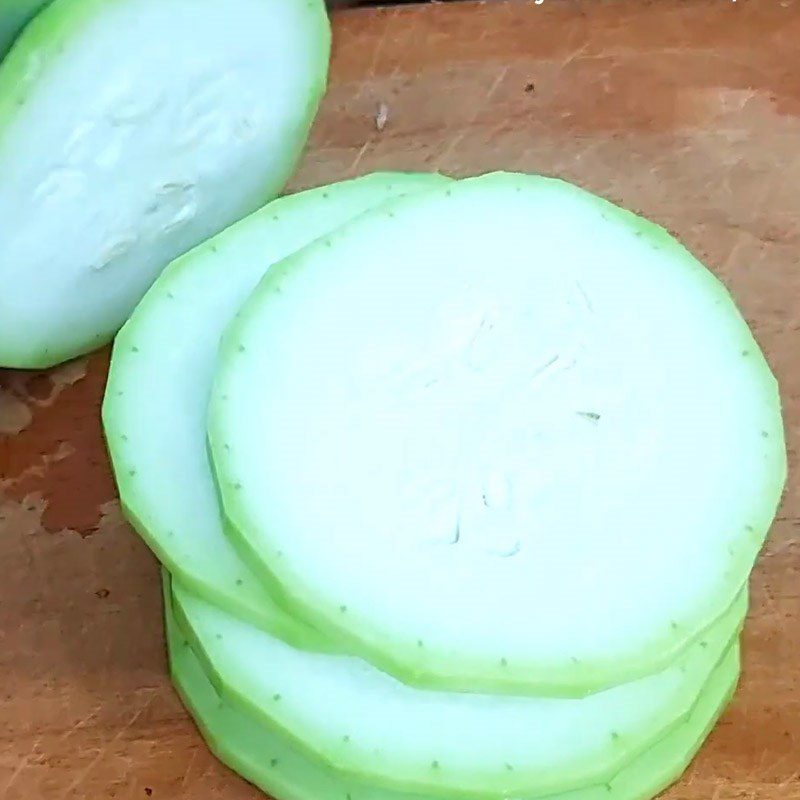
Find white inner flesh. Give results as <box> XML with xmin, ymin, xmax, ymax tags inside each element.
<box><xmin>174</xmin><ymin>579</ymin><xmax>743</xmax><ymax>794</ymax></box>
<box><xmin>214</xmin><ymin>174</ymin><xmax>781</xmax><ymax>675</ymax></box>
<box><xmin>0</xmin><ymin>0</ymin><xmax>321</xmax><ymax>363</ymax></box>
<box><xmin>106</xmin><ymin>174</ymin><xmax>450</xmax><ymax>630</ymax></box>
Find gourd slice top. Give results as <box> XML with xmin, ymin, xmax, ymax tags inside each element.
<box><xmin>209</xmin><ymin>171</ymin><xmax>785</xmax><ymax>696</ymax></box>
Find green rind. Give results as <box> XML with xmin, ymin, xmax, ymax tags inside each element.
<box><xmin>0</xmin><ymin>0</ymin><xmax>50</xmax><ymax>56</ymax></box>
<box><xmin>162</xmin><ymin>570</ymin><xmax>741</xmax><ymax>800</ymax></box>
<box><xmin>208</xmin><ymin>170</ymin><xmax>786</xmax><ymax>697</ymax></box>
<box><xmin>170</xmin><ymin>574</ymin><xmax>746</xmax><ymax>799</ymax></box>
<box><xmin>0</xmin><ymin>0</ymin><xmax>331</xmax><ymax>368</ymax></box>
<box><xmin>102</xmin><ymin>172</ymin><xmax>452</xmax><ymax>646</ymax></box>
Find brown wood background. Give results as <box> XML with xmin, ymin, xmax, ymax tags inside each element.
<box><xmin>1</xmin><ymin>1</ymin><xmax>798</xmax><ymax>797</ymax></box>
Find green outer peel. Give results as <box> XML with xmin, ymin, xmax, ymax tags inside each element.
<box><xmin>208</xmin><ymin>171</ymin><xmax>786</xmax><ymax>697</ymax></box>
<box><xmin>103</xmin><ymin>172</ymin><xmax>452</xmax><ymax>645</ymax></box>
<box><xmin>170</xmin><ymin>574</ymin><xmax>745</xmax><ymax>799</ymax></box>
<box><xmin>163</xmin><ymin>572</ymin><xmax>741</xmax><ymax>800</ymax></box>
<box><xmin>0</xmin><ymin>0</ymin><xmax>50</xmax><ymax>56</ymax></box>
<box><xmin>0</xmin><ymin>0</ymin><xmax>331</xmax><ymax>368</ymax></box>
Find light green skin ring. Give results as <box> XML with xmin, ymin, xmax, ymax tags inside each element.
<box><xmin>102</xmin><ymin>172</ymin><xmax>453</xmax><ymax>653</ymax></box>
<box><xmin>208</xmin><ymin>171</ymin><xmax>786</xmax><ymax>697</ymax></box>
<box><xmin>162</xmin><ymin>571</ymin><xmax>741</xmax><ymax>800</ymax></box>
<box><xmin>170</xmin><ymin>574</ymin><xmax>745</xmax><ymax>799</ymax></box>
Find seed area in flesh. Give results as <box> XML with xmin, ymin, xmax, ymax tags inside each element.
<box><xmin>351</xmin><ymin>279</ymin><xmax>606</xmax><ymax>562</ymax></box>
<box><xmin>28</xmin><ymin>66</ymin><xmax>267</xmax><ymax>277</ymax></box>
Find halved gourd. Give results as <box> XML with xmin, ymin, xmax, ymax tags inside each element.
<box><xmin>0</xmin><ymin>0</ymin><xmax>329</xmax><ymax>367</ymax></box>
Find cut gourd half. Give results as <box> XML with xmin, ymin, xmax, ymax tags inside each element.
<box><xmin>0</xmin><ymin>0</ymin><xmax>50</xmax><ymax>56</ymax></box>
<box><xmin>170</xmin><ymin>574</ymin><xmax>744</xmax><ymax>798</ymax></box>
<box><xmin>0</xmin><ymin>0</ymin><xmax>330</xmax><ymax>368</ymax></box>
<box><xmin>208</xmin><ymin>171</ymin><xmax>786</xmax><ymax>697</ymax></box>
<box><xmin>163</xmin><ymin>572</ymin><xmax>741</xmax><ymax>800</ymax></box>
<box><xmin>103</xmin><ymin>172</ymin><xmax>452</xmax><ymax>645</ymax></box>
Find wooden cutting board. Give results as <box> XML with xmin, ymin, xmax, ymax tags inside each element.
<box><xmin>1</xmin><ymin>1</ymin><xmax>798</xmax><ymax>797</ymax></box>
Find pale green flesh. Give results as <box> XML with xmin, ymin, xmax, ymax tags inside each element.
<box><xmin>103</xmin><ymin>172</ymin><xmax>452</xmax><ymax>645</ymax></box>
<box><xmin>0</xmin><ymin>0</ymin><xmax>330</xmax><ymax>368</ymax></box>
<box><xmin>163</xmin><ymin>573</ymin><xmax>741</xmax><ymax>800</ymax></box>
<box><xmin>171</xmin><ymin>575</ymin><xmax>745</xmax><ymax>798</ymax></box>
<box><xmin>209</xmin><ymin>171</ymin><xmax>786</xmax><ymax>696</ymax></box>
<box><xmin>0</xmin><ymin>0</ymin><xmax>50</xmax><ymax>56</ymax></box>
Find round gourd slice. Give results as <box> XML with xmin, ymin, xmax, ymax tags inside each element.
<box><xmin>170</xmin><ymin>575</ymin><xmax>744</xmax><ymax>798</ymax></box>
<box><xmin>163</xmin><ymin>572</ymin><xmax>741</xmax><ymax>800</ymax></box>
<box><xmin>103</xmin><ymin>172</ymin><xmax>452</xmax><ymax>643</ymax></box>
<box><xmin>208</xmin><ymin>171</ymin><xmax>786</xmax><ymax>696</ymax></box>
<box><xmin>0</xmin><ymin>0</ymin><xmax>329</xmax><ymax>368</ymax></box>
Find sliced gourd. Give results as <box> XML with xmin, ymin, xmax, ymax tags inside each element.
<box><xmin>103</xmin><ymin>172</ymin><xmax>452</xmax><ymax>643</ymax></box>
<box><xmin>170</xmin><ymin>575</ymin><xmax>744</xmax><ymax>798</ymax></box>
<box><xmin>0</xmin><ymin>0</ymin><xmax>329</xmax><ymax>368</ymax></box>
<box><xmin>208</xmin><ymin>171</ymin><xmax>786</xmax><ymax>697</ymax></box>
<box><xmin>0</xmin><ymin>0</ymin><xmax>50</xmax><ymax>56</ymax></box>
<box><xmin>163</xmin><ymin>571</ymin><xmax>741</xmax><ymax>800</ymax></box>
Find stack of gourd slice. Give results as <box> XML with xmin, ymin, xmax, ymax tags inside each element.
<box><xmin>103</xmin><ymin>171</ymin><xmax>786</xmax><ymax>800</ymax></box>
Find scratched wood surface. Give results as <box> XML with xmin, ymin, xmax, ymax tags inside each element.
<box><xmin>1</xmin><ymin>1</ymin><xmax>799</xmax><ymax>797</ymax></box>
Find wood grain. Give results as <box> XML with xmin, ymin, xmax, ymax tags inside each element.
<box><xmin>1</xmin><ymin>1</ymin><xmax>798</xmax><ymax>797</ymax></box>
